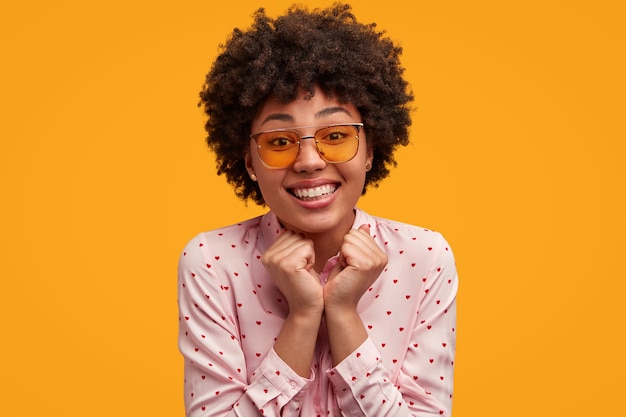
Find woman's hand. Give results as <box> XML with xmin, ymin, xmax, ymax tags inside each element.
<box><xmin>263</xmin><ymin>230</ymin><xmax>325</xmax><ymax>377</ymax></box>
<box><xmin>323</xmin><ymin>224</ymin><xmax>388</xmax><ymax>365</ymax></box>
<box><xmin>324</xmin><ymin>224</ymin><xmax>388</xmax><ymax>313</ymax></box>
<box><xmin>261</xmin><ymin>230</ymin><xmax>325</xmax><ymax>316</ymax></box>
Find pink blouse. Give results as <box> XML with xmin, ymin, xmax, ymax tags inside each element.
<box><xmin>178</xmin><ymin>208</ymin><xmax>458</xmax><ymax>416</ymax></box>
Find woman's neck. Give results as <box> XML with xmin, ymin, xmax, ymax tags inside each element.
<box><xmin>277</xmin><ymin>210</ymin><xmax>356</xmax><ymax>273</ymax></box>
<box><xmin>309</xmin><ymin>234</ymin><xmax>342</xmax><ymax>273</ymax></box>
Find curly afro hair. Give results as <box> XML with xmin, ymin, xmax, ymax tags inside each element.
<box><xmin>199</xmin><ymin>3</ymin><xmax>414</xmax><ymax>206</ymax></box>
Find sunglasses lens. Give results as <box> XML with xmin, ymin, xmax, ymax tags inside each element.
<box><xmin>256</xmin><ymin>131</ymin><xmax>300</xmax><ymax>168</ymax></box>
<box><xmin>315</xmin><ymin>125</ymin><xmax>359</xmax><ymax>163</ymax></box>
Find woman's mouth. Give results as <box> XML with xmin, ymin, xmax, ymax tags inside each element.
<box><xmin>289</xmin><ymin>184</ymin><xmax>338</xmax><ymax>200</ymax></box>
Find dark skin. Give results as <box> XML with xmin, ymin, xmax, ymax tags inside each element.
<box><xmin>246</xmin><ymin>86</ymin><xmax>389</xmax><ymax>377</ymax></box>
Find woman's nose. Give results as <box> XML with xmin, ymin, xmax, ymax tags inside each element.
<box><xmin>291</xmin><ymin>137</ymin><xmax>327</xmax><ymax>172</ymax></box>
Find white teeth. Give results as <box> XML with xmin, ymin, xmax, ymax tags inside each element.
<box><xmin>292</xmin><ymin>184</ymin><xmax>337</xmax><ymax>199</ymax></box>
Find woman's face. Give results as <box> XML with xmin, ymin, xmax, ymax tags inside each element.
<box><xmin>246</xmin><ymin>87</ymin><xmax>373</xmax><ymax>237</ymax></box>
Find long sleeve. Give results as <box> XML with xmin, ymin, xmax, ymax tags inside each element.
<box><xmin>325</xmin><ymin>214</ymin><xmax>458</xmax><ymax>416</ymax></box>
<box><xmin>396</xmin><ymin>232</ymin><xmax>457</xmax><ymax>415</ymax></box>
<box><xmin>178</xmin><ymin>231</ymin><xmax>313</xmax><ymax>416</ymax></box>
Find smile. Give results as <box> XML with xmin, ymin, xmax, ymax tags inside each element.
<box><xmin>289</xmin><ymin>184</ymin><xmax>338</xmax><ymax>200</ymax></box>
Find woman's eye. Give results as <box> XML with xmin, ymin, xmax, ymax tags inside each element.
<box><xmin>322</xmin><ymin>131</ymin><xmax>348</xmax><ymax>143</ymax></box>
<box><xmin>268</xmin><ymin>137</ymin><xmax>294</xmax><ymax>147</ymax></box>
<box><xmin>328</xmin><ymin>132</ymin><xmax>344</xmax><ymax>140</ymax></box>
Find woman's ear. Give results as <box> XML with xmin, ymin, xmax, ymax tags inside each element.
<box><xmin>245</xmin><ymin>152</ymin><xmax>257</xmax><ymax>182</ymax></box>
<box><xmin>366</xmin><ymin>146</ymin><xmax>374</xmax><ymax>172</ymax></box>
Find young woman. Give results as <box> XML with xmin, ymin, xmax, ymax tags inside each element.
<box><xmin>178</xmin><ymin>4</ymin><xmax>458</xmax><ymax>416</ymax></box>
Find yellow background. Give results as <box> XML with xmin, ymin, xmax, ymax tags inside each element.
<box><xmin>1</xmin><ymin>0</ymin><xmax>624</xmax><ymax>415</ymax></box>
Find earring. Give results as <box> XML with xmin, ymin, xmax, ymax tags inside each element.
<box><xmin>365</xmin><ymin>163</ymin><xmax>371</xmax><ymax>172</ymax></box>
<box><xmin>249</xmin><ymin>172</ymin><xmax>257</xmax><ymax>181</ymax></box>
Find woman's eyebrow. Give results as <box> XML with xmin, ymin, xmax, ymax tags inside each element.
<box><xmin>315</xmin><ymin>107</ymin><xmax>353</xmax><ymax>118</ymax></box>
<box><xmin>260</xmin><ymin>113</ymin><xmax>294</xmax><ymax>125</ymax></box>
<box><xmin>259</xmin><ymin>106</ymin><xmax>354</xmax><ymax>127</ymax></box>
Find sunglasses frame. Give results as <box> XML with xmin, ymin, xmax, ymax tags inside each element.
<box><xmin>250</xmin><ymin>123</ymin><xmax>364</xmax><ymax>169</ymax></box>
